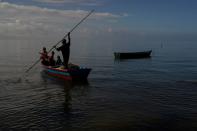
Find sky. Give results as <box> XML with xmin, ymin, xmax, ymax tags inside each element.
<box><xmin>0</xmin><ymin>0</ymin><xmax>197</xmax><ymax>43</ymax></box>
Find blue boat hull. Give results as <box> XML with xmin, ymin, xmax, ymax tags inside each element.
<box><xmin>42</xmin><ymin>65</ymin><xmax>91</xmax><ymax>81</ymax></box>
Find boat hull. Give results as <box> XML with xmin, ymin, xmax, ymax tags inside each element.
<box><xmin>114</xmin><ymin>50</ymin><xmax>152</xmax><ymax>59</ymax></box>
<box><xmin>42</xmin><ymin>65</ymin><xmax>91</xmax><ymax>81</ymax></box>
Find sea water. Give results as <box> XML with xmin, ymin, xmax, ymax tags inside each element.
<box><xmin>0</xmin><ymin>39</ymin><xmax>197</xmax><ymax>130</ymax></box>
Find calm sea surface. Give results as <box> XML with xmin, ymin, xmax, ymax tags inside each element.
<box><xmin>0</xmin><ymin>39</ymin><xmax>197</xmax><ymax>130</ymax></box>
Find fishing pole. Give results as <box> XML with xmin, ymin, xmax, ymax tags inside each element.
<box><xmin>25</xmin><ymin>9</ymin><xmax>94</xmax><ymax>73</ymax></box>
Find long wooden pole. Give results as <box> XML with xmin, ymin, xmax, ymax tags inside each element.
<box><xmin>25</xmin><ymin>9</ymin><xmax>94</xmax><ymax>73</ymax></box>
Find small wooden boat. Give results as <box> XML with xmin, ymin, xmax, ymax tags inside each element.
<box><xmin>42</xmin><ymin>65</ymin><xmax>91</xmax><ymax>81</ymax></box>
<box><xmin>114</xmin><ymin>50</ymin><xmax>152</xmax><ymax>59</ymax></box>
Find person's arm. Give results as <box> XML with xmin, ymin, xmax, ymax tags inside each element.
<box><xmin>57</xmin><ymin>47</ymin><xmax>61</xmax><ymax>51</ymax></box>
<box><xmin>54</xmin><ymin>45</ymin><xmax>61</xmax><ymax>51</ymax></box>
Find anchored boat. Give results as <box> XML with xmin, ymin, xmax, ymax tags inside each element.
<box><xmin>114</xmin><ymin>50</ymin><xmax>152</xmax><ymax>59</ymax></box>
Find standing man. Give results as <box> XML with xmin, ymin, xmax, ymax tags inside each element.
<box><xmin>54</xmin><ymin>32</ymin><xmax>71</xmax><ymax>68</ymax></box>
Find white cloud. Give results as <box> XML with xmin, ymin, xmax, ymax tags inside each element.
<box><xmin>0</xmin><ymin>2</ymin><xmax>123</xmax><ymax>38</ymax></box>
<box><xmin>122</xmin><ymin>13</ymin><xmax>129</xmax><ymax>17</ymax></box>
<box><xmin>34</xmin><ymin>0</ymin><xmax>101</xmax><ymax>6</ymax></box>
<box><xmin>34</xmin><ymin>0</ymin><xmax>65</xmax><ymax>3</ymax></box>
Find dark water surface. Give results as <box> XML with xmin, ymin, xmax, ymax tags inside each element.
<box><xmin>0</xmin><ymin>40</ymin><xmax>197</xmax><ymax>130</ymax></box>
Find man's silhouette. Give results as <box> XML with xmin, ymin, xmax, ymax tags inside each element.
<box><xmin>55</xmin><ymin>32</ymin><xmax>71</xmax><ymax>68</ymax></box>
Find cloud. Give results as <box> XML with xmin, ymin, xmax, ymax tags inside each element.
<box><xmin>122</xmin><ymin>13</ymin><xmax>129</xmax><ymax>17</ymax></box>
<box><xmin>0</xmin><ymin>2</ymin><xmax>123</xmax><ymax>38</ymax></box>
<box><xmin>33</xmin><ymin>0</ymin><xmax>66</xmax><ymax>3</ymax></box>
<box><xmin>33</xmin><ymin>0</ymin><xmax>102</xmax><ymax>6</ymax></box>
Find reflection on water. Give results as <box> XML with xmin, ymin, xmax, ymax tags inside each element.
<box><xmin>40</xmin><ymin>70</ymin><xmax>90</xmax><ymax>113</ymax></box>
<box><xmin>64</xmin><ymin>82</ymin><xmax>72</xmax><ymax>113</ymax></box>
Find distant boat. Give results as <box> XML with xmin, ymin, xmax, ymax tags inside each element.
<box><xmin>114</xmin><ymin>50</ymin><xmax>152</xmax><ymax>59</ymax></box>
<box><xmin>42</xmin><ymin>64</ymin><xmax>91</xmax><ymax>81</ymax></box>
